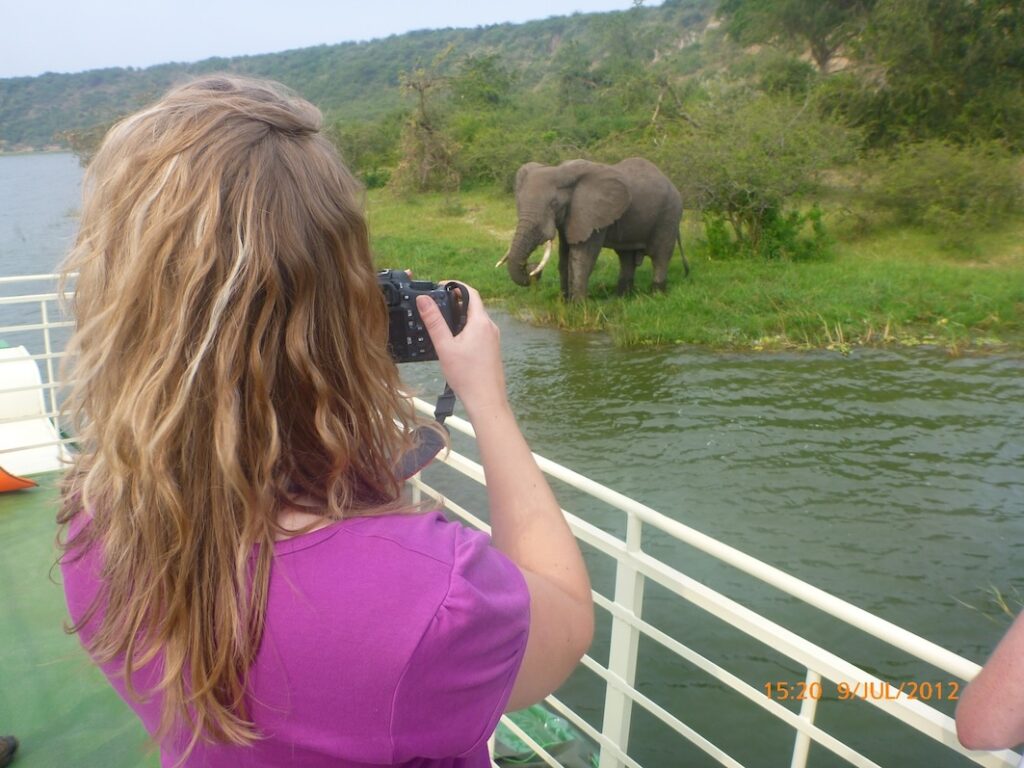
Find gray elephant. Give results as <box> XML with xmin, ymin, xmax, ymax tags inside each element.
<box><xmin>497</xmin><ymin>157</ymin><xmax>688</xmax><ymax>301</ymax></box>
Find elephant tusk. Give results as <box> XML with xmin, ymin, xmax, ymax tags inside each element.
<box><xmin>495</xmin><ymin>251</ymin><xmax>509</xmax><ymax>268</ymax></box>
<box><xmin>529</xmin><ymin>240</ymin><xmax>553</xmax><ymax>276</ymax></box>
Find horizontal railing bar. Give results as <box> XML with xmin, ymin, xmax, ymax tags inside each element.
<box><xmin>0</xmin><ymin>292</ymin><xmax>62</xmax><ymax>306</ymax></box>
<box><xmin>495</xmin><ymin>716</ymin><xmax>566</xmax><ymax>768</ymax></box>
<box><xmin>408</xmin><ymin>477</ymin><xmax>491</xmax><ymax>534</ymax></box>
<box><xmin>0</xmin><ymin>351</ymin><xmax>67</xmax><ymax>364</ymax></box>
<box><xmin>0</xmin><ymin>383</ymin><xmax>61</xmax><ymax>398</ymax></box>
<box><xmin>0</xmin><ymin>410</ymin><xmax>64</xmax><ymax>427</ymax></box>
<box><xmin>578</xmin><ymin>655</ymin><xmax>745</xmax><ymax>768</ymax></box>
<box><xmin>0</xmin><ymin>273</ymin><xmax>73</xmax><ymax>285</ymax></box>
<box><xmin>0</xmin><ymin>438</ymin><xmax>74</xmax><ymax>457</ymax></box>
<box><xmin>544</xmin><ymin>694</ymin><xmax>642</xmax><ymax>768</ymax></box>
<box><xmin>0</xmin><ymin>321</ymin><xmax>74</xmax><ymax>334</ymax></box>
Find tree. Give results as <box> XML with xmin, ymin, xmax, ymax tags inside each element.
<box><xmin>718</xmin><ymin>0</ymin><xmax>875</xmax><ymax>72</ymax></box>
<box><xmin>836</xmin><ymin>0</ymin><xmax>1024</xmax><ymax>147</ymax></box>
<box><xmin>327</xmin><ymin>112</ymin><xmax>403</xmax><ymax>188</ymax></box>
<box><xmin>553</xmin><ymin>40</ymin><xmax>599</xmax><ymax>112</ymax></box>
<box><xmin>450</xmin><ymin>53</ymin><xmax>515</xmax><ymax>108</ymax></box>
<box><xmin>391</xmin><ymin>46</ymin><xmax>461</xmax><ymax>193</ymax></box>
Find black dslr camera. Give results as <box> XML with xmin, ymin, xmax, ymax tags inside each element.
<box><xmin>378</xmin><ymin>270</ymin><xmax>468</xmax><ymax>363</ymax></box>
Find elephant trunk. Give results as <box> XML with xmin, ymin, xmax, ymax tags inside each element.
<box><xmin>505</xmin><ymin>223</ymin><xmax>540</xmax><ymax>287</ymax></box>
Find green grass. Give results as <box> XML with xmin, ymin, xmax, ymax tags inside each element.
<box><xmin>367</xmin><ymin>188</ymin><xmax>1024</xmax><ymax>352</ymax></box>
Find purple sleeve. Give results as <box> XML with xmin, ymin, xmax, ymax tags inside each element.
<box><xmin>389</xmin><ymin>523</ymin><xmax>530</xmax><ymax>761</ymax></box>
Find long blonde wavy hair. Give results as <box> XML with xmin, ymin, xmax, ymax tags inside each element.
<box><xmin>58</xmin><ymin>75</ymin><xmax>422</xmax><ymax>752</ymax></box>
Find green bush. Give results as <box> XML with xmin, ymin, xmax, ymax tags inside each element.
<box><xmin>642</xmin><ymin>92</ymin><xmax>856</xmax><ymax>259</ymax></box>
<box><xmin>865</xmin><ymin>140</ymin><xmax>1023</xmax><ymax>244</ymax></box>
<box><xmin>703</xmin><ymin>204</ymin><xmax>832</xmax><ymax>261</ymax></box>
<box><xmin>758</xmin><ymin>56</ymin><xmax>817</xmax><ymax>98</ymax></box>
<box><xmin>360</xmin><ymin>168</ymin><xmax>392</xmax><ymax>189</ymax></box>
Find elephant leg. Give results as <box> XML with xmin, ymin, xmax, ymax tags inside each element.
<box><xmin>567</xmin><ymin>235</ymin><xmax>603</xmax><ymax>301</ymax></box>
<box><xmin>558</xmin><ymin>237</ymin><xmax>570</xmax><ymax>299</ymax></box>
<box><xmin>650</xmin><ymin>234</ymin><xmax>676</xmax><ymax>293</ymax></box>
<box><xmin>615</xmin><ymin>249</ymin><xmax>640</xmax><ymax>296</ymax></box>
<box><xmin>652</xmin><ymin>259</ymin><xmax>669</xmax><ymax>293</ymax></box>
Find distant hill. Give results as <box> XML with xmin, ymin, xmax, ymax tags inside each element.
<box><xmin>0</xmin><ymin>0</ymin><xmax>713</xmax><ymax>152</ymax></box>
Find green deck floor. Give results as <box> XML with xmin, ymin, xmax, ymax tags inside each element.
<box><xmin>0</xmin><ymin>474</ymin><xmax>158</xmax><ymax>767</ymax></box>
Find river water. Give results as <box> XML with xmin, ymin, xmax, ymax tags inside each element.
<box><xmin>2</xmin><ymin>152</ymin><xmax>1022</xmax><ymax>767</ymax></box>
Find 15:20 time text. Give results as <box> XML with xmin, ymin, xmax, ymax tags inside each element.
<box><xmin>764</xmin><ymin>681</ymin><xmax>824</xmax><ymax>701</ymax></box>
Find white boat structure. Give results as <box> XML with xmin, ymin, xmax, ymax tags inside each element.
<box><xmin>0</xmin><ymin>273</ymin><xmax>1017</xmax><ymax>768</ymax></box>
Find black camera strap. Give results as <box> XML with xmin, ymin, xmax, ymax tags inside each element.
<box><xmin>396</xmin><ymin>382</ymin><xmax>457</xmax><ymax>480</ymax></box>
<box><xmin>433</xmin><ymin>382</ymin><xmax>456</xmax><ymax>425</ymax></box>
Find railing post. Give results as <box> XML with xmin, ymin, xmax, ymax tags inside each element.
<box><xmin>789</xmin><ymin>669</ymin><xmax>822</xmax><ymax>768</ymax></box>
<box><xmin>41</xmin><ymin>299</ymin><xmax>59</xmax><ymax>423</ymax></box>
<box><xmin>600</xmin><ymin>513</ymin><xmax>645</xmax><ymax>768</ymax></box>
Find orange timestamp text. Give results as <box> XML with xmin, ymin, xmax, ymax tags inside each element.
<box><xmin>763</xmin><ymin>680</ymin><xmax>960</xmax><ymax>702</ymax></box>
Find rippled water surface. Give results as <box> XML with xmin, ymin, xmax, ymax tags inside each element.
<box><xmin>410</xmin><ymin>318</ymin><xmax>1024</xmax><ymax>636</ymax></box>
<box><xmin>4</xmin><ymin>153</ymin><xmax>1023</xmax><ymax>766</ymax></box>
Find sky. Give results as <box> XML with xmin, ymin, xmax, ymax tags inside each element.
<box><xmin>2</xmin><ymin>0</ymin><xmax>656</xmax><ymax>79</ymax></box>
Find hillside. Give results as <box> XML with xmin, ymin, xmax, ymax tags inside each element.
<box><xmin>0</xmin><ymin>0</ymin><xmax>713</xmax><ymax>151</ymax></box>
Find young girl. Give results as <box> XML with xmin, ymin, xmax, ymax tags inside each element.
<box><xmin>58</xmin><ymin>75</ymin><xmax>593</xmax><ymax>767</ymax></box>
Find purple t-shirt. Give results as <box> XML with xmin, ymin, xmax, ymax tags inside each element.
<box><xmin>62</xmin><ymin>510</ymin><xmax>530</xmax><ymax>767</ymax></box>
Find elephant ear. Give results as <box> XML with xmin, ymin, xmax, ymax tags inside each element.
<box><xmin>565</xmin><ymin>166</ymin><xmax>631</xmax><ymax>244</ymax></box>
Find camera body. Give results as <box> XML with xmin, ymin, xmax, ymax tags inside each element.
<box><xmin>378</xmin><ymin>269</ymin><xmax>467</xmax><ymax>363</ymax></box>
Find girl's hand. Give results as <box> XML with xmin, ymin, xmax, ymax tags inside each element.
<box><xmin>416</xmin><ymin>284</ymin><xmax>509</xmax><ymax>419</ymax></box>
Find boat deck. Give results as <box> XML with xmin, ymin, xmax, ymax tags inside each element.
<box><xmin>0</xmin><ymin>475</ymin><xmax>158</xmax><ymax>767</ymax></box>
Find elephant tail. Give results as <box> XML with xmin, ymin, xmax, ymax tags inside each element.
<box><xmin>677</xmin><ymin>229</ymin><xmax>690</xmax><ymax>277</ymax></box>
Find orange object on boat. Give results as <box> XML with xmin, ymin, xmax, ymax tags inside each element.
<box><xmin>0</xmin><ymin>466</ymin><xmax>36</xmax><ymax>492</ymax></box>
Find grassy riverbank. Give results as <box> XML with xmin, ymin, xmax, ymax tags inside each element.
<box><xmin>367</xmin><ymin>188</ymin><xmax>1024</xmax><ymax>353</ymax></box>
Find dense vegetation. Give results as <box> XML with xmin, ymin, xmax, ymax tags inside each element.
<box><xmin>3</xmin><ymin>0</ymin><xmax>1021</xmax><ymax>349</ymax></box>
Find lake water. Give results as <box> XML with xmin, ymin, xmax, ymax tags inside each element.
<box><xmin>2</xmin><ymin>152</ymin><xmax>1022</xmax><ymax>767</ymax></box>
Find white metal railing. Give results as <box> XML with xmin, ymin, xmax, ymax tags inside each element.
<box><xmin>2</xmin><ymin>274</ymin><xmax>1018</xmax><ymax>768</ymax></box>
<box><xmin>0</xmin><ymin>275</ymin><xmax>75</xmax><ymax>467</ymax></box>
<box><xmin>409</xmin><ymin>405</ymin><xmax>1019</xmax><ymax>768</ymax></box>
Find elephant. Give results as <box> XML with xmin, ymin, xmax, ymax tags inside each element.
<box><xmin>497</xmin><ymin>157</ymin><xmax>689</xmax><ymax>301</ymax></box>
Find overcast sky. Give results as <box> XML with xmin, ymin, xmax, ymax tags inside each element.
<box><xmin>2</xmin><ymin>0</ymin><xmax>657</xmax><ymax>79</ymax></box>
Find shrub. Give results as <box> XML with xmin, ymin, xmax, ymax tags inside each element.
<box><xmin>758</xmin><ymin>56</ymin><xmax>817</xmax><ymax>98</ymax></box>
<box><xmin>703</xmin><ymin>204</ymin><xmax>832</xmax><ymax>261</ymax></box>
<box><xmin>648</xmin><ymin>92</ymin><xmax>856</xmax><ymax>259</ymax></box>
<box><xmin>864</xmin><ymin>140</ymin><xmax>1023</xmax><ymax>244</ymax></box>
<box><xmin>360</xmin><ymin>168</ymin><xmax>392</xmax><ymax>189</ymax></box>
